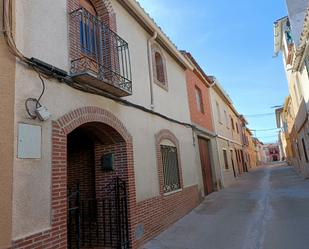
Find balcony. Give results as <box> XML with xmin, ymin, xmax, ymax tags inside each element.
<box><xmin>69</xmin><ymin>8</ymin><xmax>132</xmax><ymax>97</ymax></box>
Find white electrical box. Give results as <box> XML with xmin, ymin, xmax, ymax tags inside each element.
<box><xmin>18</xmin><ymin>123</ymin><xmax>42</xmax><ymax>159</ymax></box>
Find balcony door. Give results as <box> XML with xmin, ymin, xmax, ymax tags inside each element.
<box><xmin>80</xmin><ymin>0</ymin><xmax>100</xmax><ymax>60</ymax></box>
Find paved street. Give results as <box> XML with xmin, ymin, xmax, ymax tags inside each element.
<box><xmin>144</xmin><ymin>163</ymin><xmax>309</xmax><ymax>249</ymax></box>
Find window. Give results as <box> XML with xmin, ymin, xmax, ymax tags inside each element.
<box><xmin>223</xmin><ymin>149</ymin><xmax>229</xmax><ymax>169</ymax></box>
<box><xmin>294</xmin><ymin>85</ymin><xmax>299</xmax><ymax>105</ymax></box>
<box><xmin>216</xmin><ymin>102</ymin><xmax>221</xmax><ymax>123</ymax></box>
<box><xmin>302</xmin><ymin>138</ymin><xmax>308</xmax><ymax>163</ymax></box>
<box><xmin>152</xmin><ymin>45</ymin><xmax>168</xmax><ymax>89</ymax></box>
<box><xmin>195</xmin><ymin>86</ymin><xmax>204</xmax><ymax>113</ymax></box>
<box><xmin>304</xmin><ymin>55</ymin><xmax>309</xmax><ymax>78</ymax></box>
<box><xmin>160</xmin><ymin>145</ymin><xmax>181</xmax><ymax>193</ymax></box>
<box><xmin>155</xmin><ymin>52</ymin><xmax>165</xmax><ymax>83</ymax></box>
<box><xmin>297</xmin><ymin>142</ymin><xmax>301</xmax><ymax>161</ymax></box>
<box><xmin>295</xmin><ymin>75</ymin><xmax>303</xmax><ymax>100</ymax></box>
<box><xmin>231</xmin><ymin>117</ymin><xmax>235</xmax><ymax>130</ymax></box>
<box><xmin>230</xmin><ymin>150</ymin><xmax>235</xmax><ymax>168</ymax></box>
<box><xmin>224</xmin><ymin>110</ymin><xmax>228</xmax><ymax>128</ymax></box>
<box><xmin>80</xmin><ymin>0</ymin><xmax>98</xmax><ymax>58</ymax></box>
<box><xmin>236</xmin><ymin>123</ymin><xmax>239</xmax><ymax>134</ymax></box>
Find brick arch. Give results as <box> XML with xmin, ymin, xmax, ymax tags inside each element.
<box><xmin>90</xmin><ymin>0</ymin><xmax>117</xmax><ymax>31</ymax></box>
<box><xmin>68</xmin><ymin>0</ymin><xmax>117</xmax><ymax>31</ymax></box>
<box><xmin>55</xmin><ymin>106</ymin><xmax>132</xmax><ymax>142</ymax></box>
<box><xmin>49</xmin><ymin>106</ymin><xmax>136</xmax><ymax>248</ymax></box>
<box><xmin>155</xmin><ymin>129</ymin><xmax>183</xmax><ymax>195</ymax></box>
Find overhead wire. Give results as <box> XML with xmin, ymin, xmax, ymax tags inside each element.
<box><xmin>244</xmin><ymin>113</ymin><xmax>275</xmax><ymax>118</ymax></box>
<box><xmin>4</xmin><ymin>0</ymin><xmax>47</xmax><ymax>120</ymax></box>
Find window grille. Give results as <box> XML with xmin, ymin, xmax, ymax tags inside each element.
<box><xmin>160</xmin><ymin>145</ymin><xmax>181</xmax><ymax>193</ymax></box>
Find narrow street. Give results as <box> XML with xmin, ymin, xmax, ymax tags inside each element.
<box><xmin>144</xmin><ymin>163</ymin><xmax>309</xmax><ymax>249</ymax></box>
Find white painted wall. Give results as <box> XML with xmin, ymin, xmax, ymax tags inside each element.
<box><xmin>286</xmin><ymin>0</ymin><xmax>309</xmax><ymax>46</ymax></box>
<box><xmin>12</xmin><ymin>0</ymin><xmax>198</xmax><ymax>240</ymax></box>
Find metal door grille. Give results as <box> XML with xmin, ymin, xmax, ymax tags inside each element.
<box><xmin>68</xmin><ymin>177</ymin><xmax>130</xmax><ymax>249</ymax></box>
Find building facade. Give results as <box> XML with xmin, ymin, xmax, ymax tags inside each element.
<box><xmin>182</xmin><ymin>51</ymin><xmax>220</xmax><ymax>193</ymax></box>
<box><xmin>0</xmin><ymin>1</ymin><xmax>259</xmax><ymax>248</ymax></box>
<box><xmin>274</xmin><ymin>0</ymin><xmax>309</xmax><ymax>177</ymax></box>
<box><xmin>1</xmin><ymin>0</ymin><xmax>211</xmax><ymax>248</ymax></box>
<box><xmin>209</xmin><ymin>79</ymin><xmax>244</xmax><ymax>187</ymax></box>
<box><xmin>263</xmin><ymin>143</ymin><xmax>281</xmax><ymax>162</ymax></box>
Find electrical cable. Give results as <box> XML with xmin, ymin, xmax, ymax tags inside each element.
<box><xmin>23</xmin><ymin>67</ymin><xmax>45</xmax><ymax>119</ymax></box>
<box><xmin>244</xmin><ymin>113</ymin><xmax>275</xmax><ymax>118</ymax></box>
<box><xmin>25</xmin><ymin>98</ymin><xmax>39</xmax><ymax>119</ymax></box>
<box><xmin>32</xmin><ymin>67</ymin><xmax>46</xmax><ymax>108</ymax></box>
<box><xmin>250</xmin><ymin>128</ymin><xmax>281</xmax><ymax>131</ymax></box>
<box><xmin>4</xmin><ymin>0</ymin><xmax>48</xmax><ymax>119</ymax></box>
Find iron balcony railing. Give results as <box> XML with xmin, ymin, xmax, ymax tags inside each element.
<box><xmin>69</xmin><ymin>8</ymin><xmax>132</xmax><ymax>96</ymax></box>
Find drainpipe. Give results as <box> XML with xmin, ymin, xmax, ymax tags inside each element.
<box><xmin>147</xmin><ymin>31</ymin><xmax>157</xmax><ymax>110</ymax></box>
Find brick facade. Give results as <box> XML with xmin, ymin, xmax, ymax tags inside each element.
<box><xmin>185</xmin><ymin>68</ymin><xmax>214</xmax><ymax>132</ymax></box>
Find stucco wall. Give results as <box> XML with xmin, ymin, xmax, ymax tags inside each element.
<box><xmin>216</xmin><ymin>138</ymin><xmax>237</xmax><ymax>187</ymax></box>
<box><xmin>12</xmin><ymin>0</ymin><xmax>198</xmax><ymax>240</ymax></box>
<box><xmin>0</xmin><ymin>31</ymin><xmax>15</xmax><ymax>249</ymax></box>
<box><xmin>227</xmin><ymin>109</ymin><xmax>242</xmax><ymax>145</ymax></box>
<box><xmin>209</xmin><ymin>88</ymin><xmax>240</xmax><ymax>143</ymax></box>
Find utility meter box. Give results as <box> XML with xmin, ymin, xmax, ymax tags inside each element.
<box><xmin>101</xmin><ymin>153</ymin><xmax>115</xmax><ymax>171</ymax></box>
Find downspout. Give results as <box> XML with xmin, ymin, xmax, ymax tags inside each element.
<box><xmin>147</xmin><ymin>31</ymin><xmax>157</xmax><ymax>110</ymax></box>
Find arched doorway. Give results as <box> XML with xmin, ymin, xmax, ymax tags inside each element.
<box><xmin>51</xmin><ymin>107</ymin><xmax>135</xmax><ymax>249</ymax></box>
<box><xmin>272</xmin><ymin>155</ymin><xmax>278</xmax><ymax>161</ymax></box>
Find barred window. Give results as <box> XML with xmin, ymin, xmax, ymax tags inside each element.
<box><xmin>160</xmin><ymin>145</ymin><xmax>181</xmax><ymax>193</ymax></box>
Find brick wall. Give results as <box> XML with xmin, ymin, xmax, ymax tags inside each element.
<box><xmin>185</xmin><ymin>69</ymin><xmax>214</xmax><ymax>132</ymax></box>
<box><xmin>135</xmin><ymin>185</ymin><xmax>199</xmax><ymax>247</ymax></box>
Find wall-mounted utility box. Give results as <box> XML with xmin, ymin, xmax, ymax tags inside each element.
<box><xmin>101</xmin><ymin>153</ymin><xmax>115</xmax><ymax>171</ymax></box>
<box><xmin>17</xmin><ymin>123</ymin><xmax>41</xmax><ymax>159</ymax></box>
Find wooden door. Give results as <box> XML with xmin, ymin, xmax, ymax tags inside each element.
<box><xmin>198</xmin><ymin>137</ymin><xmax>214</xmax><ymax>195</ymax></box>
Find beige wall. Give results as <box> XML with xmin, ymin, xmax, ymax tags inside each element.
<box><xmin>12</xmin><ymin>0</ymin><xmax>199</xmax><ymax>240</ymax></box>
<box><xmin>209</xmin><ymin>88</ymin><xmax>242</xmax><ymax>145</ymax></box>
<box><xmin>216</xmin><ymin>138</ymin><xmax>237</xmax><ymax>187</ymax></box>
<box><xmin>209</xmin><ymin>87</ymin><xmax>243</xmax><ymax>187</ymax></box>
<box><xmin>0</xmin><ymin>25</ymin><xmax>15</xmax><ymax>249</ymax></box>
<box><xmin>280</xmin><ymin>24</ymin><xmax>309</xmax><ymax>177</ymax></box>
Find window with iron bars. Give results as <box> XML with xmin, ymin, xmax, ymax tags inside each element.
<box><xmin>160</xmin><ymin>145</ymin><xmax>181</xmax><ymax>193</ymax></box>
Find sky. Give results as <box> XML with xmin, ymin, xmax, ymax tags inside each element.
<box><xmin>138</xmin><ymin>0</ymin><xmax>289</xmax><ymax>143</ymax></box>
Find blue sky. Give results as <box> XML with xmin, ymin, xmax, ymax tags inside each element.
<box><xmin>138</xmin><ymin>0</ymin><xmax>288</xmax><ymax>143</ymax></box>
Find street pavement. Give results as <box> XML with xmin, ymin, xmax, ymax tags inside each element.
<box><xmin>143</xmin><ymin>163</ymin><xmax>309</xmax><ymax>249</ymax></box>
